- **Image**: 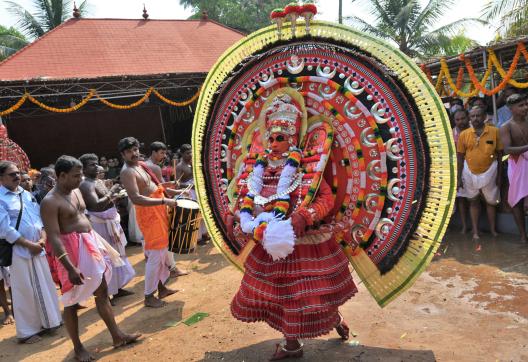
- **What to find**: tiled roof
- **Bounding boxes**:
[0,18,245,81]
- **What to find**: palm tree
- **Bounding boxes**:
[346,0,484,59]
[422,32,479,59]
[483,0,528,37]
[0,25,28,60]
[6,0,88,39]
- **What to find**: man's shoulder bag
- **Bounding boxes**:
[0,193,24,267]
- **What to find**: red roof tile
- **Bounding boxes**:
[0,18,245,81]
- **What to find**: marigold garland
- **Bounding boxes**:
[425,41,528,97]
[0,85,202,116]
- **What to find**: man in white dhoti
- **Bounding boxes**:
[0,161,61,343]
[79,154,135,303]
[0,266,14,325]
[41,155,140,362]
[457,107,503,244]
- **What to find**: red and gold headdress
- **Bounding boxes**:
[259,88,307,146]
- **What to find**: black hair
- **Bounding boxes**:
[469,106,486,115]
[55,155,82,177]
[150,141,167,153]
[39,167,56,178]
[79,153,99,168]
[118,137,140,153]
[451,98,464,107]
[0,161,17,176]
[453,108,468,118]
[179,144,192,153]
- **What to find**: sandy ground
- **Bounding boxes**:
[1,230,528,362]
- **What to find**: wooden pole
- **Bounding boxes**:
[339,0,343,24]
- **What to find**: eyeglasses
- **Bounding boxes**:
[268,135,286,143]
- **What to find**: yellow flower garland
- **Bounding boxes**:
[0,86,202,116]
[426,41,528,97]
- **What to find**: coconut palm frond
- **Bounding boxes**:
[5,1,46,38]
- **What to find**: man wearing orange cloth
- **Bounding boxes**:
[500,93,528,243]
[119,137,180,308]
[41,155,140,362]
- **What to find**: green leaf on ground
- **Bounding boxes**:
[183,312,209,326]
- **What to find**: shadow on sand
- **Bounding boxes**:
[201,338,436,362]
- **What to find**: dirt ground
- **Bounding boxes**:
[1,230,527,362]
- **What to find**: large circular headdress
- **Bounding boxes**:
[0,122,30,171]
[193,17,455,307]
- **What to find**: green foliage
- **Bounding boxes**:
[179,0,318,33]
[6,0,88,39]
[0,25,28,60]
[422,32,479,58]
[346,0,484,59]
[483,0,528,37]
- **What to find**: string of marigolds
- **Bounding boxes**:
[0,86,202,116]
[422,42,528,97]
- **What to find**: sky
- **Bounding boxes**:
[0,0,497,45]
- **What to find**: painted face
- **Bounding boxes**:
[454,111,469,130]
[121,146,140,165]
[469,107,486,129]
[268,132,290,155]
[0,164,21,191]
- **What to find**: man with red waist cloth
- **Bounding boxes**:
[41,155,140,362]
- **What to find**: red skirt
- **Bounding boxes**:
[231,237,357,339]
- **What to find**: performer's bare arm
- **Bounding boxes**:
[79,181,118,212]
[41,196,84,284]
[500,123,528,155]
[120,168,177,207]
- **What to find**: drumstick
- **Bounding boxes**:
[175,184,193,200]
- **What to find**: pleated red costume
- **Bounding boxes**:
[231,169,357,339]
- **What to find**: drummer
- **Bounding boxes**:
[145,141,189,278]
[119,137,185,308]
[175,144,210,245]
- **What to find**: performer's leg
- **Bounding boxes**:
[270,338,303,361]
[0,279,13,325]
[335,311,350,340]
[144,250,167,308]
[93,277,141,348]
[511,198,528,243]
[63,305,93,361]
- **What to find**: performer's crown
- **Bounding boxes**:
[264,94,301,136]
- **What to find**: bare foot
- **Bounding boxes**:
[19,334,41,344]
[2,314,14,325]
[144,295,167,308]
[491,230,499,237]
[169,268,189,278]
[158,287,178,299]
[114,289,134,298]
[74,345,95,362]
[460,227,468,234]
[113,332,142,349]
[109,297,116,306]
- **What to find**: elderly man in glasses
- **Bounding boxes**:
[0,161,61,343]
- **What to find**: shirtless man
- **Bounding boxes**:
[119,137,180,308]
[79,154,135,303]
[146,142,189,277]
[41,155,140,362]
[500,93,528,243]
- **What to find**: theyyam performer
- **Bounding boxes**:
[191,3,456,360]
